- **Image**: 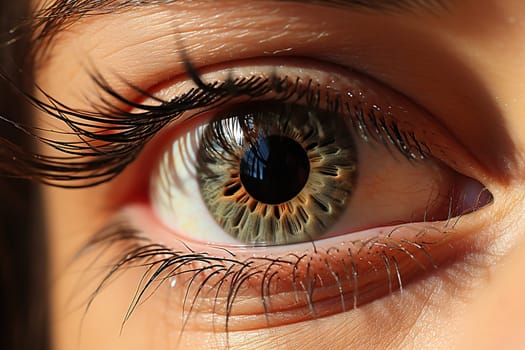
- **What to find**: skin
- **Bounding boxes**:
[34,0,525,348]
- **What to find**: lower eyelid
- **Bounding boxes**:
[100,203,480,330]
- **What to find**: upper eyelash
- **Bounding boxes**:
[0,56,431,188]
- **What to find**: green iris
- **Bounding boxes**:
[197,102,358,245]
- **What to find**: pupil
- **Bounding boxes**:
[240,135,310,205]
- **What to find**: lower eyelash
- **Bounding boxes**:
[77,217,461,335]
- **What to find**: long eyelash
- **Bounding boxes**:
[3,54,430,188]
[2,63,291,187]
[77,220,451,337]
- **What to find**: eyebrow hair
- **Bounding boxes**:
[30,0,446,54]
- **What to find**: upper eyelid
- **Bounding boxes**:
[136,58,485,167]
[23,53,492,195]
[34,3,514,184]
[89,56,494,217]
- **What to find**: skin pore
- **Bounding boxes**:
[31,0,525,349]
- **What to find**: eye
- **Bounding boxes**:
[95,58,494,330]
[148,60,491,247]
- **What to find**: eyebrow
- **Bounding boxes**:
[32,0,447,52]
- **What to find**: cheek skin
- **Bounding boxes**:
[459,241,525,349]
[457,191,525,349]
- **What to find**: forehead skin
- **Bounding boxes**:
[33,0,525,349]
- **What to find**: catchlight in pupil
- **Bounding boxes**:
[240,135,310,205]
